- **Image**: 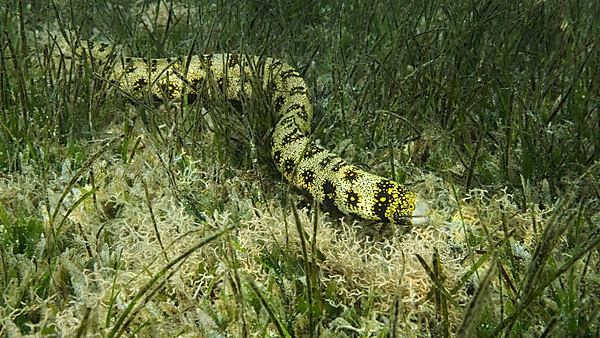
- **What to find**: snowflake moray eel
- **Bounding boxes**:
[67,40,428,226]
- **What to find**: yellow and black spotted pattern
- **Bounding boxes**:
[75,41,418,225]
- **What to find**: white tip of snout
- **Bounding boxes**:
[410,200,430,225]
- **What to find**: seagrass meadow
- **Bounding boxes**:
[1,0,599,336]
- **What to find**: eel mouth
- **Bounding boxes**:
[410,200,430,225]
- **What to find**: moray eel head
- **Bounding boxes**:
[390,191,430,226]
[409,199,430,225]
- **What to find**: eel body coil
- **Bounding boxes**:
[74,41,428,225]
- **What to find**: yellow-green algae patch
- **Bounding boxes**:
[1,123,572,336]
